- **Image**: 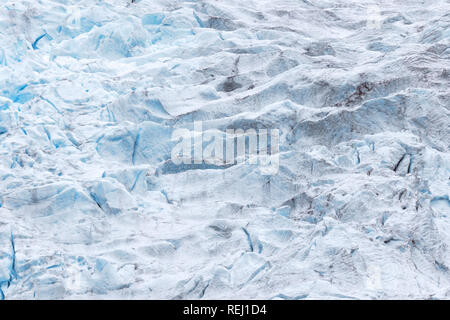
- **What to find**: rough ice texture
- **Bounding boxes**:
[0,0,449,299]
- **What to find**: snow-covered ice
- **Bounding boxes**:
[0,0,449,299]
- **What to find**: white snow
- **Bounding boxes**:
[0,0,449,299]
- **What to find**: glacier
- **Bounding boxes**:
[0,0,449,299]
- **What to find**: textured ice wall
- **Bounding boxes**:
[0,0,449,299]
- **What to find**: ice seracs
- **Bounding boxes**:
[0,0,449,299]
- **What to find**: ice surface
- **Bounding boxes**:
[0,0,449,299]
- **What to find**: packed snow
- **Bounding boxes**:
[0,0,449,299]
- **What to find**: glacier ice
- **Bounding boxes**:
[0,0,449,299]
